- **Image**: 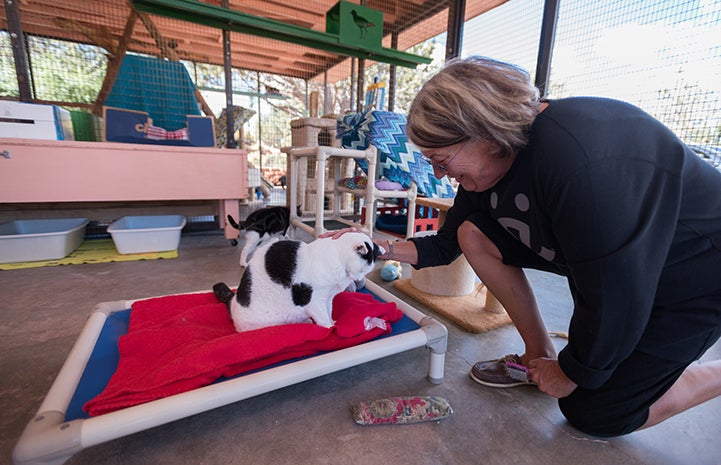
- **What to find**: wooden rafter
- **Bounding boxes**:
[92,8,138,116]
[54,18,118,53]
[1,0,507,82]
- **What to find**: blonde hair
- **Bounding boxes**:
[406,56,540,158]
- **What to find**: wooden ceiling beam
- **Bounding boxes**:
[4,0,507,81]
[93,9,137,115]
[131,0,431,69]
[233,0,323,29]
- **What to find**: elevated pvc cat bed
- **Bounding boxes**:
[12,281,447,465]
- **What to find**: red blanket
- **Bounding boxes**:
[84,291,402,416]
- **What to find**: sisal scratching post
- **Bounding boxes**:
[394,255,511,333]
[409,231,477,297]
[393,280,511,333]
[410,255,476,296]
[484,291,505,314]
[393,230,512,333]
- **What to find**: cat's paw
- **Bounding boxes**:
[306,307,334,328]
[344,277,366,292]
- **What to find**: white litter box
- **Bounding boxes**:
[0,218,89,263]
[107,215,186,254]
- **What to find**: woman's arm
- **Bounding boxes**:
[320,227,419,265]
[379,239,419,265]
[321,189,483,268]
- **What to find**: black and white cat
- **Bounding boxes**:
[213,232,384,331]
[228,206,295,267]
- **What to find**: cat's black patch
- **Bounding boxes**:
[265,240,300,287]
[235,268,252,307]
[360,241,379,264]
[291,283,313,306]
[212,282,234,308]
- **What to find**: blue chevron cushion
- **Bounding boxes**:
[337,111,455,198]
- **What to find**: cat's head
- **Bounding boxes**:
[335,232,385,279]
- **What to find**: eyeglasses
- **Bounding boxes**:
[421,142,466,174]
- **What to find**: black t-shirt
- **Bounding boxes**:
[411,97,721,388]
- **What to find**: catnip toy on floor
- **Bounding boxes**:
[380,260,402,281]
[351,396,453,425]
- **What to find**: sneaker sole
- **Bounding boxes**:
[469,370,534,388]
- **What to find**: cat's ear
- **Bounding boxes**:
[354,243,370,255]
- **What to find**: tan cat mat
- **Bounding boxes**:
[0,239,177,270]
[393,279,512,333]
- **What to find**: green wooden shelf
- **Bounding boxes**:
[131,0,432,69]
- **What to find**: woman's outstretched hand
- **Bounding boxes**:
[319,227,393,260]
[319,227,360,240]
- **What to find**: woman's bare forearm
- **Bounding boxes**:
[380,239,419,265]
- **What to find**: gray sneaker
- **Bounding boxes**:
[469,354,535,388]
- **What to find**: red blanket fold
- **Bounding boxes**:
[84,291,402,416]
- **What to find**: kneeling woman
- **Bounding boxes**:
[327,56,721,437]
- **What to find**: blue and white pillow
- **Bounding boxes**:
[337,111,455,198]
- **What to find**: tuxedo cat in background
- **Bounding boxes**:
[227,205,300,267]
[213,232,384,331]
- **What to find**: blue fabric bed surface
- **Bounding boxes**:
[66,289,420,421]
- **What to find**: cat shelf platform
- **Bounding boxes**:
[12,281,447,465]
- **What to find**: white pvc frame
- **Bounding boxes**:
[288,145,418,239]
[13,281,447,465]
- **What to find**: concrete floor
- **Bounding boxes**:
[2,229,721,465]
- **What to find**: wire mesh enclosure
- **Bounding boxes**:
[2,0,719,173]
[463,0,721,167]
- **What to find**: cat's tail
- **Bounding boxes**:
[226,215,244,230]
[213,282,234,308]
